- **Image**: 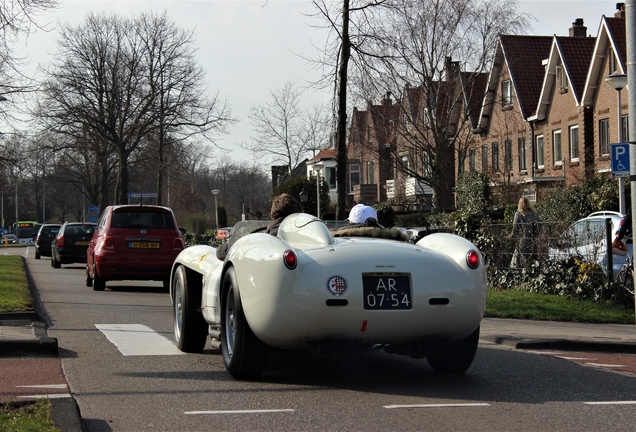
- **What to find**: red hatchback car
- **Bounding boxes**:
[86,205,185,291]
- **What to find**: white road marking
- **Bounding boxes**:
[586,363,627,368]
[584,401,636,405]
[384,403,491,409]
[184,409,295,415]
[18,394,72,400]
[17,384,68,389]
[95,324,185,356]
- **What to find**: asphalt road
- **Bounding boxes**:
[14,247,636,431]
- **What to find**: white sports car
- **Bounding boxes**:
[170,213,487,379]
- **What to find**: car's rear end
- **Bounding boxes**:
[94,206,184,282]
[56,223,96,264]
[35,224,61,258]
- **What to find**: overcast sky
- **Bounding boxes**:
[19,0,617,163]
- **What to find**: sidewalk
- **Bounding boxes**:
[1,314,636,432]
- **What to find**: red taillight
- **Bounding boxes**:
[57,237,64,247]
[103,236,114,250]
[173,237,185,251]
[466,250,480,269]
[36,235,40,244]
[283,250,297,269]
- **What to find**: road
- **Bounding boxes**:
[12,246,636,431]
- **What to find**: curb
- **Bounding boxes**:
[482,335,636,354]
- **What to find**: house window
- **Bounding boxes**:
[423,108,431,127]
[368,125,372,145]
[536,135,544,169]
[621,114,629,142]
[422,151,433,177]
[569,125,579,162]
[349,163,360,194]
[458,149,465,174]
[400,154,410,172]
[481,145,489,172]
[367,161,375,185]
[492,142,499,171]
[556,66,568,91]
[518,138,527,171]
[599,118,610,155]
[505,140,512,171]
[610,48,618,74]
[469,148,476,172]
[502,80,512,107]
[553,130,562,165]
[328,167,336,188]
[403,113,410,132]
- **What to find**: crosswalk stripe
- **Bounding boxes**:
[95,324,185,356]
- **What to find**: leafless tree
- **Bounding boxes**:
[137,11,235,205]
[245,81,329,177]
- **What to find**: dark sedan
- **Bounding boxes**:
[51,222,96,268]
[35,224,61,259]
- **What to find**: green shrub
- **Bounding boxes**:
[373,203,396,227]
[395,212,430,227]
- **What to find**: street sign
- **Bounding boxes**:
[611,142,630,178]
[127,192,158,199]
[88,205,99,223]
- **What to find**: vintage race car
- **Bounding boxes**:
[169,213,487,380]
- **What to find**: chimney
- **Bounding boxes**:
[615,3,625,18]
[382,91,392,106]
[569,18,587,37]
[445,56,460,81]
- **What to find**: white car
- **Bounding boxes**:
[548,211,632,279]
[169,213,487,379]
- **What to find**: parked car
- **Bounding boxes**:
[548,211,632,278]
[86,205,185,291]
[34,224,61,259]
[51,222,97,268]
[169,214,487,380]
[2,234,16,244]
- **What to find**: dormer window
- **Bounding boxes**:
[610,48,618,74]
[502,80,512,107]
[556,66,568,91]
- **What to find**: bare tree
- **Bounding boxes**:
[245,81,329,176]
[137,11,235,205]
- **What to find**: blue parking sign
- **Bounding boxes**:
[611,142,630,177]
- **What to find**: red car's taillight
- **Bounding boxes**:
[466,250,480,269]
[35,235,40,244]
[173,237,185,251]
[103,236,114,250]
[283,250,297,269]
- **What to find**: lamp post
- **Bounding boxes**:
[605,71,628,214]
[1,184,13,230]
[212,189,220,229]
[312,162,324,219]
[299,189,308,210]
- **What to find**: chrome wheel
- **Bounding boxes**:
[173,277,184,342]
[224,287,236,358]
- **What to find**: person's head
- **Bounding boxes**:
[270,193,303,220]
[215,228,228,239]
[347,204,378,225]
[517,196,535,215]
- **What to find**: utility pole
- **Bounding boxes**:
[626,0,636,323]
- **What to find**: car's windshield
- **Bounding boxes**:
[231,221,270,241]
[112,211,175,229]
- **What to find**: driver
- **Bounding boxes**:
[333,204,409,242]
[215,193,303,260]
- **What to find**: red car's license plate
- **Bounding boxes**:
[128,241,160,249]
[362,273,412,310]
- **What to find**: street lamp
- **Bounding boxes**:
[605,71,628,214]
[299,189,308,208]
[311,162,324,219]
[1,184,13,230]
[212,189,220,229]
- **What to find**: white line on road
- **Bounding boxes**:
[554,356,597,361]
[586,363,627,368]
[584,401,636,405]
[95,324,185,356]
[184,409,296,415]
[384,403,491,409]
[17,384,68,389]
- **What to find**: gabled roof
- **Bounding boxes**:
[479,35,553,129]
[308,147,337,163]
[581,15,626,107]
[460,71,489,129]
[533,35,596,120]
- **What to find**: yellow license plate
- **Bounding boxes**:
[75,241,90,246]
[129,242,160,249]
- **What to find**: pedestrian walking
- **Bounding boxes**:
[508,196,540,268]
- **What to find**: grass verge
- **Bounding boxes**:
[0,399,59,431]
[486,287,635,324]
[0,256,32,313]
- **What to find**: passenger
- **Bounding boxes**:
[332,204,409,242]
[215,193,303,260]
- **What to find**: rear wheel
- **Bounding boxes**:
[221,267,269,379]
[52,256,61,269]
[85,268,93,287]
[92,265,106,291]
[35,250,40,260]
[173,265,207,352]
[426,326,480,374]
